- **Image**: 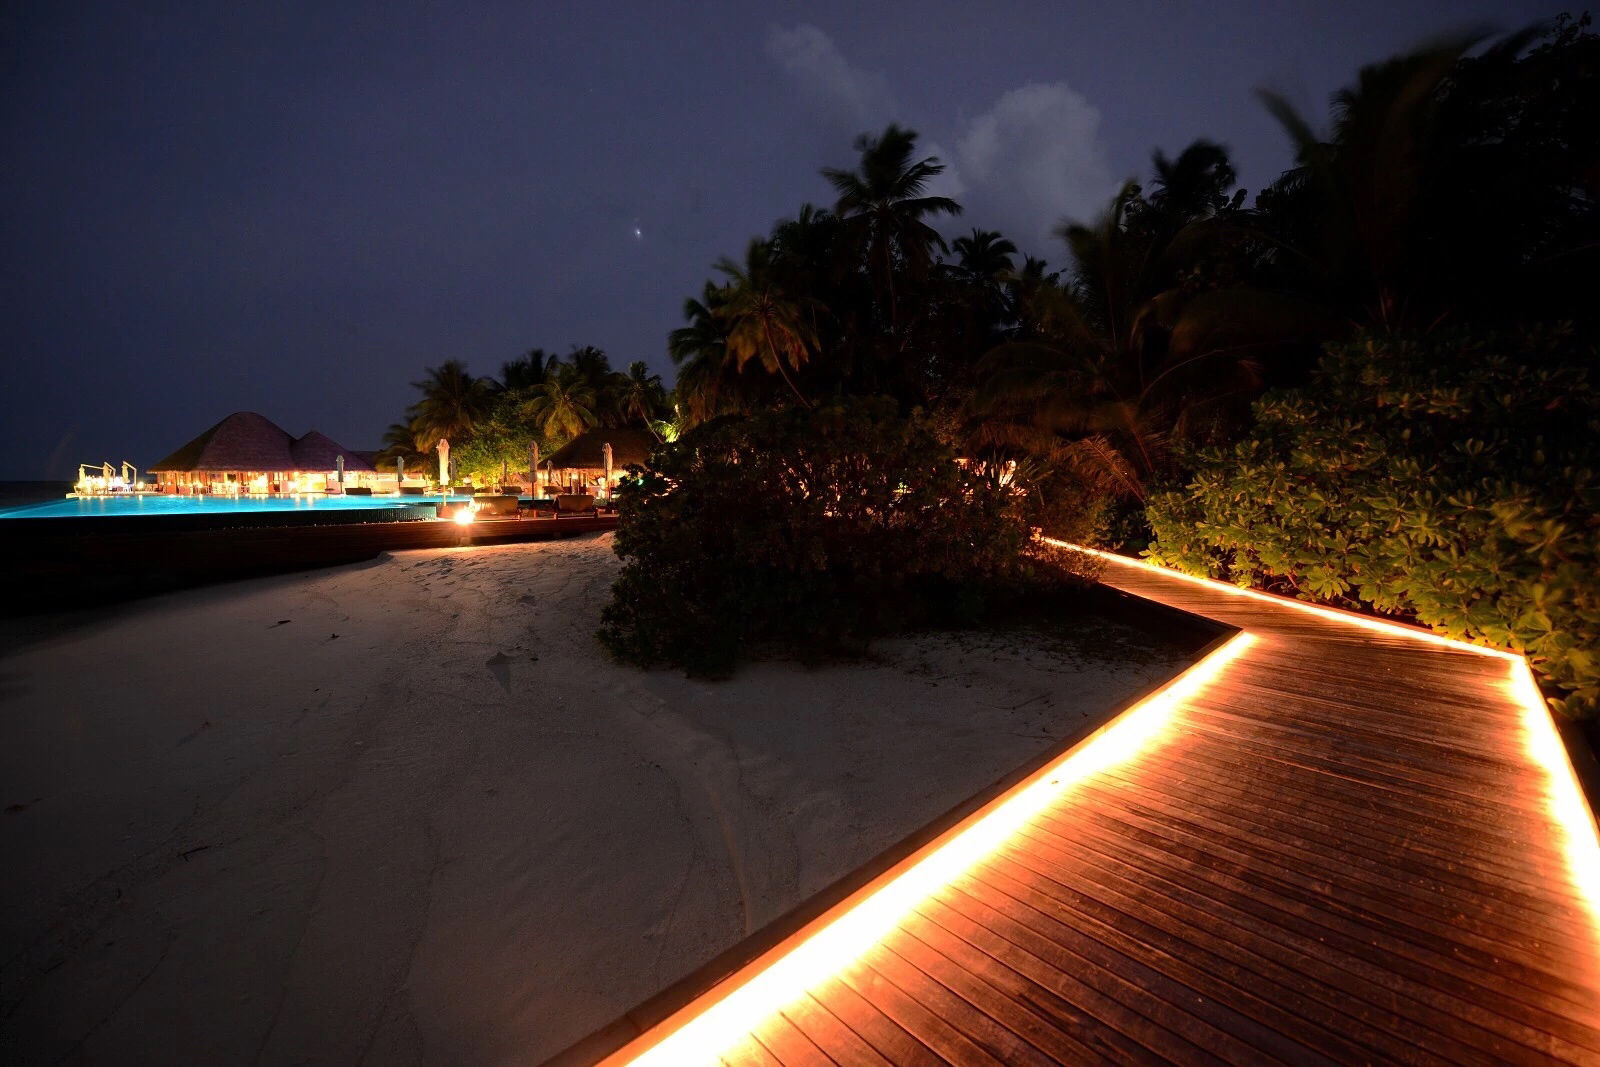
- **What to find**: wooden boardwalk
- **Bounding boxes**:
[588,548,1600,1065]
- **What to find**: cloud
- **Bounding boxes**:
[765,28,1113,258]
[951,83,1115,254]
[766,24,894,126]
[919,139,967,202]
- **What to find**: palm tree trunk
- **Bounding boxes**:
[762,318,813,408]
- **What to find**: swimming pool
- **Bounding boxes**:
[0,494,473,520]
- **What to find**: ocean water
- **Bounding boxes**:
[0,481,73,512]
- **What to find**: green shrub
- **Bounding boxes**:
[598,398,1080,676]
[1146,329,1599,718]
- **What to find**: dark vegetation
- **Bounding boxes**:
[597,399,1093,677]
[383,346,670,486]
[398,16,1594,714]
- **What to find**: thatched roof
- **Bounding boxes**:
[543,427,656,471]
[150,412,295,473]
[149,412,373,473]
[291,430,375,472]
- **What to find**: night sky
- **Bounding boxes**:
[1,1,1551,479]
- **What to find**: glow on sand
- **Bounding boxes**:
[614,631,1258,1066]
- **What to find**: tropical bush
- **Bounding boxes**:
[598,398,1086,676]
[1145,330,1599,718]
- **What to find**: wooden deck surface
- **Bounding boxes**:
[600,549,1600,1065]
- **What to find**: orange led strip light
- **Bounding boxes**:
[604,631,1259,1065]
[605,545,1600,1064]
[1049,540,1600,959]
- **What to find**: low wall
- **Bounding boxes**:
[0,513,618,616]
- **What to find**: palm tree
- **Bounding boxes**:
[408,360,497,448]
[967,338,1257,502]
[713,239,820,407]
[950,228,1020,328]
[951,229,1018,285]
[1252,32,1508,329]
[822,124,962,331]
[565,344,613,387]
[528,365,598,441]
[618,360,666,432]
[667,282,741,426]
[968,142,1320,501]
[377,420,428,467]
[501,348,553,391]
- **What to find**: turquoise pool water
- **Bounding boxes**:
[0,494,471,519]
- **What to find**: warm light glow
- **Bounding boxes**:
[453,507,476,526]
[1509,659,1600,959]
[1044,539,1520,660]
[1048,538,1600,957]
[617,632,1258,1066]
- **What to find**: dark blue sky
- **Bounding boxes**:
[1,0,1550,478]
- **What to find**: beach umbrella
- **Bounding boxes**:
[397,456,405,485]
[436,438,450,488]
[603,442,613,503]
[530,443,539,493]
[336,454,344,486]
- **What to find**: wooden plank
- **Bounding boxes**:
[911,894,1227,1065]
[564,552,1600,1067]
[876,927,1114,1065]
[1031,782,1599,1008]
[1171,710,1556,819]
[1065,769,1600,966]
[1179,688,1545,794]
[932,885,1257,1063]
[857,943,1061,1065]
[746,1011,833,1066]
[1015,811,1600,1059]
[804,977,943,1067]
[1144,733,1572,867]
[832,959,1007,1066]
[896,905,1169,1063]
[777,993,892,1067]
[1149,744,1574,886]
[966,844,1465,1067]
[1083,753,1590,939]
[721,1031,788,1067]
[969,852,1457,1066]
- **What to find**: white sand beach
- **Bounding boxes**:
[0,533,1192,1065]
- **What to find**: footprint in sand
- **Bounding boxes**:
[485,651,513,692]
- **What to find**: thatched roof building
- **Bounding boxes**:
[150,412,296,473]
[539,427,656,498]
[290,430,375,473]
[542,428,656,472]
[149,412,374,488]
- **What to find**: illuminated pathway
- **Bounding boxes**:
[576,547,1600,1065]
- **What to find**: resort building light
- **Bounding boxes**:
[144,412,380,498]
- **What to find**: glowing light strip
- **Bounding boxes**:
[1045,539,1520,660]
[615,632,1258,1065]
[1048,539,1600,964]
[1508,659,1600,958]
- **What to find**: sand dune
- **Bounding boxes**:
[0,533,1190,1064]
